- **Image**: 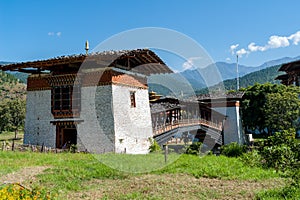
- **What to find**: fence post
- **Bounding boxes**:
[12,140,15,151]
[164,144,168,163]
[2,141,5,151]
[41,143,44,153]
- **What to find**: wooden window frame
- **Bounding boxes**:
[51,85,81,118]
[130,91,136,108]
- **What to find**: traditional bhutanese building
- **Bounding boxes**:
[276,60,300,86]
[1,49,172,154]
[2,48,246,153]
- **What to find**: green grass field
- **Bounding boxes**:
[0,132,294,199]
[0,150,288,199]
[0,131,23,141]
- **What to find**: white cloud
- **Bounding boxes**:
[230,30,300,57]
[267,35,289,49]
[288,31,300,45]
[247,35,289,53]
[230,44,239,55]
[248,42,267,52]
[236,48,248,57]
[48,31,62,37]
[226,57,231,62]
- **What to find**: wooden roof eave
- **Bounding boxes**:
[1,49,173,75]
[279,60,300,72]
[279,63,290,71]
[275,73,289,80]
[1,56,87,71]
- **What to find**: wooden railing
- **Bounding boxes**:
[153,118,223,136]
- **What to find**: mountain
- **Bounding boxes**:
[149,56,299,97]
[1,62,28,83]
[195,64,283,94]
[0,61,11,65]
[179,56,300,90]
[179,62,255,89]
[8,72,28,84]
[205,62,255,80]
[224,65,283,90]
[148,61,270,97]
[148,73,205,97]
[258,56,300,70]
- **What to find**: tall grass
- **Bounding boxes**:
[156,154,279,180]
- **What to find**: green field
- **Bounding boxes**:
[0,150,288,200]
[0,131,23,142]
[0,132,296,199]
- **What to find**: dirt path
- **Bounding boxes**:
[67,174,285,200]
[0,166,49,185]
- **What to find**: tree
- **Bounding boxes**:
[241,83,300,135]
[0,99,26,138]
[0,100,10,132]
[265,92,300,133]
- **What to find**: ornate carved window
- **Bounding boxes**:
[51,85,80,118]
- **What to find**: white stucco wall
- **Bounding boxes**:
[77,85,115,153]
[112,85,152,154]
[212,102,244,145]
[24,90,56,147]
[24,84,152,154]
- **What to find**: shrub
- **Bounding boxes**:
[261,144,296,172]
[255,184,300,200]
[148,138,161,153]
[185,142,202,155]
[240,150,263,167]
[251,129,300,199]
[259,129,299,172]
[221,142,246,157]
[263,129,296,147]
[289,168,300,187]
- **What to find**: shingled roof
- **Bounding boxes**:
[0,49,173,76]
[275,59,300,84]
[278,60,300,72]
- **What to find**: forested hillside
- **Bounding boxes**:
[0,70,26,133]
[223,64,282,90]
[9,72,28,84]
[0,71,26,100]
[196,65,283,94]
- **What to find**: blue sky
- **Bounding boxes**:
[1,0,300,71]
